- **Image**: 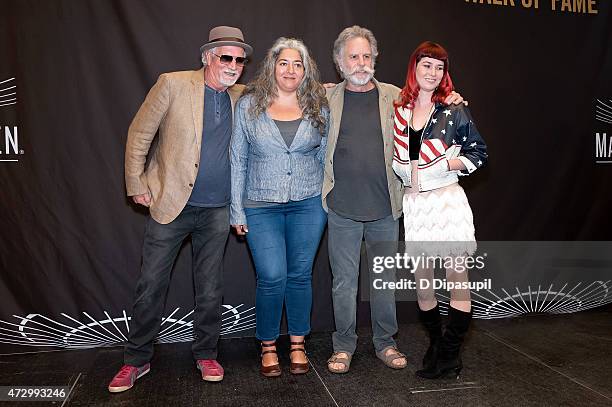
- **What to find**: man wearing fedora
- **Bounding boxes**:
[109,26,252,393]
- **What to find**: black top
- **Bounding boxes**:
[327,88,392,221]
[408,126,423,161]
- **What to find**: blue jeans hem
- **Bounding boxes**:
[287,330,310,337]
[256,333,280,342]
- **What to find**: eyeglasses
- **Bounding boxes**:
[212,52,247,66]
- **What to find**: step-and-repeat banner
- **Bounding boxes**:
[0,0,610,350]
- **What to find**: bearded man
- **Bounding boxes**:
[322,26,463,373]
[108,26,251,393]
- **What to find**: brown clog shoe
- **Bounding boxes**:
[289,341,309,374]
[260,342,281,377]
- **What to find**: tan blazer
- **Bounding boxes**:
[125,68,245,224]
[322,79,404,220]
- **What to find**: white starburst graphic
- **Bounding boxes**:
[436,280,611,319]
[0,304,255,349]
[0,77,17,107]
[596,99,612,124]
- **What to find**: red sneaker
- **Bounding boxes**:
[108,363,150,393]
[196,359,224,382]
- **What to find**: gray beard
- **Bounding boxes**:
[345,71,374,87]
[341,64,375,87]
[219,70,240,87]
[219,77,238,87]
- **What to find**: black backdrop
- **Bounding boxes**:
[0,0,610,347]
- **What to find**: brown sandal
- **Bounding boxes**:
[327,351,352,374]
[376,346,407,369]
[289,341,309,374]
[260,342,281,377]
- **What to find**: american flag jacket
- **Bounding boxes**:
[392,102,488,192]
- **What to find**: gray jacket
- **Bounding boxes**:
[230,94,329,225]
[322,79,404,220]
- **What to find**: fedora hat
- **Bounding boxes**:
[200,25,253,56]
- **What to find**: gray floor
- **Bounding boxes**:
[0,308,610,406]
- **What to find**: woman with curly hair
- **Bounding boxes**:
[230,37,328,377]
[392,41,488,379]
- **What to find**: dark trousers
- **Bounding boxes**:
[124,205,229,366]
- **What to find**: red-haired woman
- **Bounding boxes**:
[392,41,487,379]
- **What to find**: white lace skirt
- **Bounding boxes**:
[403,182,477,257]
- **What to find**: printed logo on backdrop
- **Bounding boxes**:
[0,304,255,349]
[595,99,611,164]
[0,77,22,163]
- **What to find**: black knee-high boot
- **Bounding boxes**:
[416,306,471,379]
[418,304,442,369]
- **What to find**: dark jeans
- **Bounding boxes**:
[124,205,229,366]
[327,208,399,354]
[244,196,327,341]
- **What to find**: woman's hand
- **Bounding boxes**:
[447,158,467,171]
[232,225,249,235]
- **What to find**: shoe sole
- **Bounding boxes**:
[290,360,309,375]
[203,375,224,382]
[108,367,150,393]
[261,371,282,377]
[197,364,224,382]
[415,367,462,380]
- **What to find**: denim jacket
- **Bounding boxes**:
[230,95,329,225]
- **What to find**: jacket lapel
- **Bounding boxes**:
[326,81,346,158]
[227,84,243,115]
[374,79,393,167]
[190,68,205,150]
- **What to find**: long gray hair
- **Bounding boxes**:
[242,37,328,133]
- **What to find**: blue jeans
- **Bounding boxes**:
[245,195,327,341]
[327,209,399,354]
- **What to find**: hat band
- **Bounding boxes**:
[209,36,245,44]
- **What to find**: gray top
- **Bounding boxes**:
[326,88,392,221]
[275,118,302,148]
[187,85,232,207]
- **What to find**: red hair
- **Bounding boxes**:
[395,41,454,109]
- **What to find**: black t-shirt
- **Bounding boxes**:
[408,126,423,161]
[327,88,392,221]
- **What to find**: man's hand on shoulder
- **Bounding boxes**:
[132,193,151,207]
[444,91,468,106]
